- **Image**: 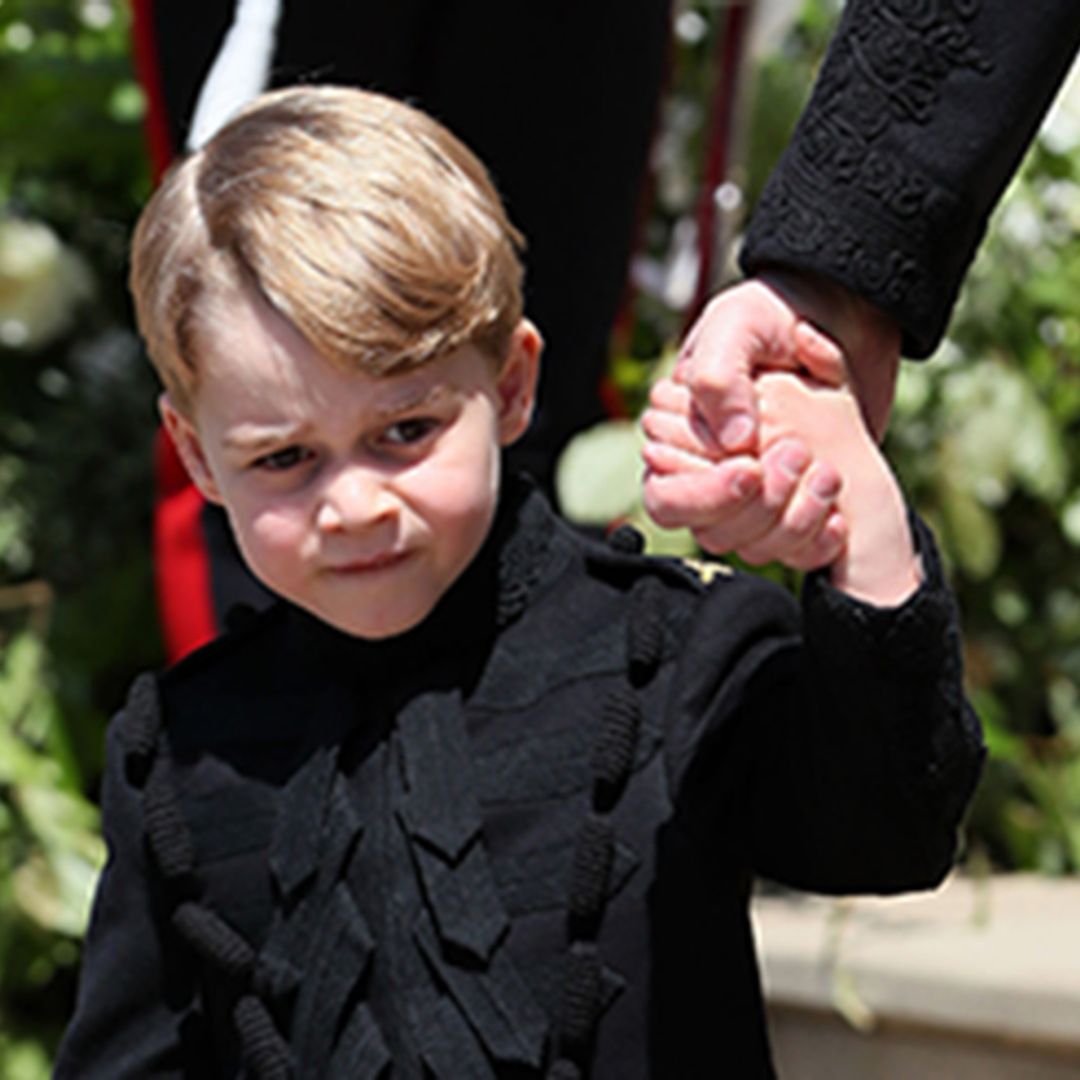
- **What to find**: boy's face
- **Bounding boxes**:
[163,288,541,639]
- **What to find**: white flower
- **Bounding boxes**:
[0,218,94,350]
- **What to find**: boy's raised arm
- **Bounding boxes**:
[646,331,981,894]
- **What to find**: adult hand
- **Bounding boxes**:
[678,269,901,449]
[642,269,901,560]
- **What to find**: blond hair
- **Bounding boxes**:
[130,85,525,413]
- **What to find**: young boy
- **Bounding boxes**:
[57,86,983,1079]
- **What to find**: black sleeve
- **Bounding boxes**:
[668,517,985,895]
[54,691,204,1078]
[740,0,1080,358]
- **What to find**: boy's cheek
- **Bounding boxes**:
[232,506,309,569]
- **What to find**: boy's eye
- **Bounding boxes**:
[254,445,313,472]
[381,417,438,447]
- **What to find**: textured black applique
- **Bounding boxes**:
[127,483,662,1077]
[290,883,376,1066]
[399,689,548,1071]
[233,995,291,1080]
[172,901,255,980]
[494,477,556,628]
[260,761,383,1077]
[409,992,494,1079]
[411,838,510,962]
[414,911,549,1068]
[129,682,298,1078]
[398,701,483,862]
[267,743,339,901]
[743,0,994,356]
[327,1003,391,1078]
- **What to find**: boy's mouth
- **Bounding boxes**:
[324,550,412,575]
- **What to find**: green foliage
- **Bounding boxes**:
[0,0,150,226]
[0,612,105,1077]
[886,138,1080,874]
[0,1,159,1070]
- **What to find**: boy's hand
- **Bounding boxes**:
[754,370,921,605]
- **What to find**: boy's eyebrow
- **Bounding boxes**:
[222,422,311,453]
[219,385,454,452]
[372,383,450,419]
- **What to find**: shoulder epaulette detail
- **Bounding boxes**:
[678,556,733,584]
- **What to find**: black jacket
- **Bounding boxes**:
[742,0,1080,359]
[57,482,983,1078]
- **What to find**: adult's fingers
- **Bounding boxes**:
[675,281,801,453]
[792,320,846,387]
[642,455,762,533]
[645,438,814,555]
[641,379,721,463]
[759,268,901,441]
[640,439,713,478]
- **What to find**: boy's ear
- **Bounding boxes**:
[496,319,543,447]
[159,394,224,504]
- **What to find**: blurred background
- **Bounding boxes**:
[2,0,1080,1074]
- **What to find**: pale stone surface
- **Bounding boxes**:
[767,1007,1080,1080]
[753,874,1080,1078]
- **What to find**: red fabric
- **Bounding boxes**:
[130,0,175,183]
[132,1,217,660]
[153,429,217,663]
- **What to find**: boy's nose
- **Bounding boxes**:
[315,465,395,534]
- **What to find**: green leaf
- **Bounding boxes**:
[555,420,646,526]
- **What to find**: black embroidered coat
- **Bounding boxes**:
[57,482,984,1078]
[742,0,1080,360]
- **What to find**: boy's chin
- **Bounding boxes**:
[293,581,453,640]
[310,603,435,641]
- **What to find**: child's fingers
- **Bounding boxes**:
[736,460,844,569]
[794,510,848,572]
[651,439,820,555]
[759,437,811,512]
